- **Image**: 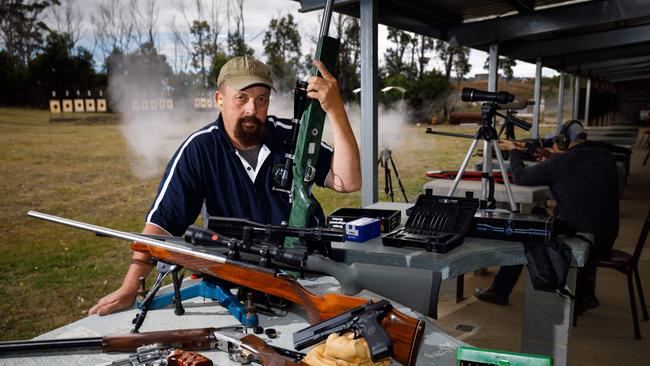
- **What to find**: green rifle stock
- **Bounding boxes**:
[285,0,339,248]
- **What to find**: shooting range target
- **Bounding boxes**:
[132,100,141,111]
[141,99,149,111]
[74,99,85,112]
[206,98,214,108]
[49,100,61,113]
[158,99,166,110]
[149,99,158,111]
[97,99,107,112]
[62,99,73,112]
[199,98,207,108]
[194,98,201,108]
[166,99,173,110]
[85,99,96,112]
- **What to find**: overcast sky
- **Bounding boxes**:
[59,0,556,78]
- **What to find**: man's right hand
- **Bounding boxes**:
[88,285,137,315]
[88,223,165,316]
[498,139,517,151]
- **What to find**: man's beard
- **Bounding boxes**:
[234,115,265,146]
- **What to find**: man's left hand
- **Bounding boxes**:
[306,60,345,115]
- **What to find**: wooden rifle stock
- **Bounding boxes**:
[131,243,425,366]
[240,334,306,366]
[102,328,215,353]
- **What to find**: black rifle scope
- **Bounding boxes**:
[461,88,515,104]
[208,216,345,243]
[184,226,307,267]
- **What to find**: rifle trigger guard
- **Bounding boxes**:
[304,164,316,183]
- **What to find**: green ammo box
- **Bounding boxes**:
[457,346,552,366]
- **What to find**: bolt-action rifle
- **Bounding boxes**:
[27,211,425,366]
[191,216,442,318]
[285,0,339,248]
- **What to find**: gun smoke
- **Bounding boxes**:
[111,67,410,179]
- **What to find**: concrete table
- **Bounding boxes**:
[332,202,589,366]
[0,276,464,366]
[423,179,552,211]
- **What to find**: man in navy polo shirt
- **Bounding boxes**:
[89,56,361,315]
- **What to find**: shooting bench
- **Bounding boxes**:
[331,202,589,366]
[4,276,464,366]
[423,178,552,213]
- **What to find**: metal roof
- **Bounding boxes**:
[298,0,650,83]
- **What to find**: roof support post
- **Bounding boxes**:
[584,78,592,126]
[532,58,542,139]
[556,72,566,128]
[572,75,581,121]
[488,44,499,92]
[360,0,378,206]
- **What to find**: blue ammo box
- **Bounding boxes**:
[345,218,381,242]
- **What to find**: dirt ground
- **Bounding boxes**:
[435,131,650,364]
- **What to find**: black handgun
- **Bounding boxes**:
[292,300,393,361]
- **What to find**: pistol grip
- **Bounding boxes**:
[358,315,392,361]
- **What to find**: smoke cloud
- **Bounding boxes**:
[109,66,219,179]
[111,68,412,180]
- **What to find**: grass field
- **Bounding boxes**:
[0,107,553,340]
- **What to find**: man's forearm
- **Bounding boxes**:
[328,108,361,192]
[122,251,155,291]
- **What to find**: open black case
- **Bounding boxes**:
[382,192,479,252]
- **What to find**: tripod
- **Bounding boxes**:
[447,103,518,211]
[379,147,408,202]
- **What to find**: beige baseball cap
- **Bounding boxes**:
[217,56,275,92]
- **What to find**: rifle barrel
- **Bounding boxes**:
[318,0,335,40]
[0,337,103,356]
[27,211,227,265]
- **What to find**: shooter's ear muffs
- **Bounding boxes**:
[553,120,583,150]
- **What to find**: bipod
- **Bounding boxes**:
[378,148,408,202]
[136,273,259,330]
[447,103,518,211]
[131,261,184,333]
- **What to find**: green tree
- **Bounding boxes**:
[407,70,448,122]
[416,35,434,79]
[190,20,215,87]
[27,31,96,106]
[0,0,59,66]
[263,14,302,93]
[435,40,470,121]
[106,40,173,107]
[227,31,253,57]
[0,50,28,105]
[335,14,360,101]
[209,51,229,88]
[484,55,517,82]
[383,27,416,78]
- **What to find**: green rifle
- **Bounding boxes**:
[285,0,338,248]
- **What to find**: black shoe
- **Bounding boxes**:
[474,288,509,305]
[575,297,600,315]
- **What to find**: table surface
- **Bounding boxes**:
[422,179,553,206]
[332,202,588,279]
[0,277,463,366]
[3,203,590,366]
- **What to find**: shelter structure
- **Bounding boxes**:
[298,0,650,206]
